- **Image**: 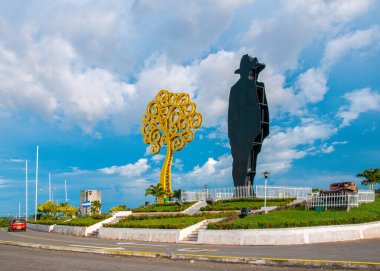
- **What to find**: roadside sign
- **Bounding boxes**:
[81,200,91,208]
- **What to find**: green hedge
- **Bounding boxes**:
[107,216,205,229]
[200,198,295,211]
[208,196,380,229]
[106,212,236,229]
[27,219,56,225]
[131,202,196,212]
[0,217,10,227]
[57,216,109,227]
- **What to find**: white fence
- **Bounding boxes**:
[305,190,375,211]
[255,185,311,199]
[357,190,376,203]
[181,185,312,202]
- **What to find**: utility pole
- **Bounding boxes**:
[34,145,39,221]
[65,179,68,203]
[48,173,51,201]
[25,160,28,220]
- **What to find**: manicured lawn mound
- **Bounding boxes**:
[28,215,110,226]
[106,212,236,229]
[208,196,380,229]
[27,216,71,225]
[200,198,295,211]
[57,215,110,227]
[131,202,196,212]
[108,216,205,229]
[27,219,56,225]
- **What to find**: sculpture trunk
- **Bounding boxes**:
[160,145,174,200]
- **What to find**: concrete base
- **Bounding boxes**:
[27,223,54,232]
[52,225,86,237]
[99,227,180,242]
[198,221,380,245]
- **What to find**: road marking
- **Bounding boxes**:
[177,248,218,252]
[117,242,167,247]
[0,239,165,257]
[1,239,380,267]
[2,230,159,249]
[69,245,126,250]
[173,253,380,265]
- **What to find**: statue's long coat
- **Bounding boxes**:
[228,55,268,187]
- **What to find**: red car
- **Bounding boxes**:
[8,219,27,232]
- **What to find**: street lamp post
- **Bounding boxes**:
[263,171,270,214]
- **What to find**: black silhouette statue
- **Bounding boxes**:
[228,54,269,187]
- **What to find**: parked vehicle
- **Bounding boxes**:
[8,219,26,232]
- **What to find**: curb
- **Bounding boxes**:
[1,240,380,270]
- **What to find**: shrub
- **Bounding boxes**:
[207,197,380,230]
[91,214,109,220]
[105,212,237,229]
[0,217,11,227]
[131,201,195,212]
[200,198,294,211]
[27,219,56,225]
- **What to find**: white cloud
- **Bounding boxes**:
[258,119,338,173]
[243,0,373,70]
[0,179,8,188]
[295,68,328,104]
[337,88,380,127]
[0,35,136,134]
[173,159,184,171]
[322,26,380,68]
[151,154,165,163]
[173,154,232,188]
[7,159,25,163]
[99,158,150,177]
[60,167,89,176]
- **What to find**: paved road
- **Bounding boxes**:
[0,228,379,269]
[0,244,324,271]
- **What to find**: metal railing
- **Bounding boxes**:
[181,185,312,202]
[305,190,375,211]
[255,185,311,199]
[357,190,376,203]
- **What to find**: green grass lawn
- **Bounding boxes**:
[108,216,205,229]
[208,196,380,229]
[200,198,295,211]
[57,216,110,226]
[28,215,110,226]
[131,202,196,212]
[0,217,10,227]
[107,212,236,229]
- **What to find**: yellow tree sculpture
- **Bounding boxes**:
[141,89,202,199]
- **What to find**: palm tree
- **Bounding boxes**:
[90,200,102,214]
[172,189,182,200]
[145,184,166,204]
[356,168,380,191]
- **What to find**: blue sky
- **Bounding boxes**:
[1,0,379,216]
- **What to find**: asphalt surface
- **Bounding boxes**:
[0,244,328,271]
[0,228,379,269]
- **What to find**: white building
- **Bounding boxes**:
[79,190,102,214]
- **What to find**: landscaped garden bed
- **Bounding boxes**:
[106,212,236,229]
[28,214,110,226]
[131,201,196,212]
[200,198,295,211]
[56,215,110,226]
[207,195,380,229]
